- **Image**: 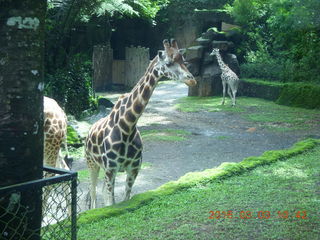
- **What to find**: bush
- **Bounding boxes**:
[240,78,320,109]
[45,54,96,118]
[277,83,320,109]
[240,61,283,81]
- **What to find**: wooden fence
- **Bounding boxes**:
[93,45,150,91]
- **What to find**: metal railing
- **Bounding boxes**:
[0,167,78,240]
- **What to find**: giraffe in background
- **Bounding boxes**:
[85,39,196,208]
[210,48,240,106]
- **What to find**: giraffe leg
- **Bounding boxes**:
[227,84,234,106]
[124,166,140,202]
[88,160,100,209]
[221,81,227,105]
[233,89,238,106]
[103,169,117,206]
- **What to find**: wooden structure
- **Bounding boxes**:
[93,45,150,91]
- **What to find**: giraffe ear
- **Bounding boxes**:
[179,48,186,56]
[158,50,165,60]
[170,39,178,49]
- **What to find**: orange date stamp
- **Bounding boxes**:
[208,210,308,220]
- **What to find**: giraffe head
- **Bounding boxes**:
[156,39,197,87]
[209,48,220,56]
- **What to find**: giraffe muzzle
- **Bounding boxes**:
[184,79,197,87]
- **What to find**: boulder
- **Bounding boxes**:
[212,41,235,51]
[195,37,211,47]
[185,45,204,62]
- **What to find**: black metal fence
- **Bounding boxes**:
[0,167,78,240]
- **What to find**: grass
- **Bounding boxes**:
[175,96,245,113]
[175,96,320,131]
[141,129,191,142]
[78,142,320,240]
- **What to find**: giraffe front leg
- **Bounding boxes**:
[124,166,140,201]
[103,169,116,206]
[221,81,227,105]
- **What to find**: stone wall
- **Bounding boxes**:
[185,28,240,97]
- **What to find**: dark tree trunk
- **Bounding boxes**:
[0,1,46,239]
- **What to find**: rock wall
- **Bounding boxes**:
[185,28,240,97]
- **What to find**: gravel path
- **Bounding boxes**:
[74,81,320,210]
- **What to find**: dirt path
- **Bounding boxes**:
[74,81,320,210]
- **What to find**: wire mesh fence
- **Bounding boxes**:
[0,167,79,240]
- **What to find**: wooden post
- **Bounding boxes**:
[93,45,113,91]
[125,46,150,88]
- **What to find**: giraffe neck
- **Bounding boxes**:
[109,56,163,134]
[215,53,227,72]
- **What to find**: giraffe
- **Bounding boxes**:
[85,39,196,208]
[210,48,239,106]
[43,96,72,214]
[43,96,71,172]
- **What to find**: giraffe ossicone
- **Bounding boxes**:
[210,48,240,106]
[85,39,196,208]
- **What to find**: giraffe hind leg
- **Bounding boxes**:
[227,84,235,106]
[124,165,140,202]
[103,169,117,206]
[221,81,227,105]
[87,158,100,209]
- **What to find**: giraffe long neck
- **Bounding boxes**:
[109,56,162,134]
[215,53,227,72]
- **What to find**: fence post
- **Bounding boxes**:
[71,172,78,240]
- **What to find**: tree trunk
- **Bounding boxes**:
[0,1,46,239]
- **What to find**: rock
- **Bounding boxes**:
[98,97,114,108]
[225,54,240,76]
[202,52,214,65]
[195,37,211,47]
[186,61,201,76]
[212,41,234,51]
[185,46,204,62]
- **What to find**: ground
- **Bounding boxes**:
[70,81,320,211]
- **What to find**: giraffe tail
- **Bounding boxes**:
[61,139,73,170]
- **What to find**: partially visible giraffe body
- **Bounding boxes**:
[86,39,196,208]
[210,48,239,106]
[43,96,70,172]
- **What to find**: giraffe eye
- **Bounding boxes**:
[166,61,174,67]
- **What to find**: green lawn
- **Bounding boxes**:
[175,96,320,131]
[78,145,320,240]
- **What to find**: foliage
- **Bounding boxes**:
[156,0,232,34]
[240,78,320,110]
[277,83,320,109]
[226,0,320,83]
[45,54,96,118]
[67,125,83,147]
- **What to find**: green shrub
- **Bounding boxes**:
[277,83,320,109]
[67,125,83,147]
[240,78,320,109]
[45,54,96,118]
[240,62,283,81]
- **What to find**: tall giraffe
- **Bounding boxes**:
[86,39,196,208]
[210,48,239,106]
